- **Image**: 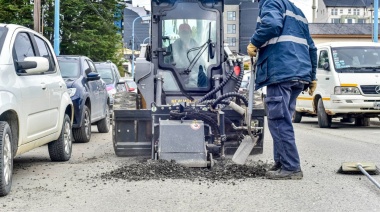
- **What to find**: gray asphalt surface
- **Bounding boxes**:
[0,117,379,211]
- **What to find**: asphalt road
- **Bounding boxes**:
[0,117,379,211]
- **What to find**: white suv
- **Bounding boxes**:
[0,24,74,196]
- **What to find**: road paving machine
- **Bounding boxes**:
[112,0,265,167]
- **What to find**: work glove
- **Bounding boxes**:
[308,80,317,96]
[247,43,258,58]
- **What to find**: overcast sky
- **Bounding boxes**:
[134,0,313,22]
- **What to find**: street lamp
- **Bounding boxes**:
[143,36,150,44]
[132,15,150,79]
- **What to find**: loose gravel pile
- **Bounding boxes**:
[101,159,270,182]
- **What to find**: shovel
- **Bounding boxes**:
[232,55,258,165]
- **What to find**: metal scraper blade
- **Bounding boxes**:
[232,135,258,165]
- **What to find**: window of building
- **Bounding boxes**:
[358,18,366,23]
[331,8,338,15]
[346,18,353,23]
[227,37,236,47]
[227,24,236,34]
[348,9,351,14]
[331,18,340,23]
[353,9,360,15]
[340,9,343,14]
[227,11,236,21]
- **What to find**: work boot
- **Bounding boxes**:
[266,169,303,180]
[268,162,282,171]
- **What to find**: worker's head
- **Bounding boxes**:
[178,23,192,42]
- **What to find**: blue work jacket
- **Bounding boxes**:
[251,0,317,89]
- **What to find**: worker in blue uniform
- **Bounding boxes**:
[247,0,318,180]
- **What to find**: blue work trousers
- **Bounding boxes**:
[265,81,304,171]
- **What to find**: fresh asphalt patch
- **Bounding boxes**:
[100,159,271,183]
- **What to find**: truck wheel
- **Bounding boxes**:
[317,99,332,128]
[0,122,13,196]
[354,118,370,126]
[49,114,72,161]
[292,111,302,123]
[73,105,91,143]
[97,105,110,133]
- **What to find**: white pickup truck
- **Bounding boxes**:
[294,42,380,128]
[0,24,74,196]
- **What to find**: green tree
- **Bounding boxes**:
[0,0,124,71]
[0,0,33,27]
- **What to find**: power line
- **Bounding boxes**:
[85,0,114,31]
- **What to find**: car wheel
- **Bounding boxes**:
[0,122,13,196]
[73,105,91,143]
[354,117,370,126]
[292,111,302,123]
[317,98,332,128]
[48,114,72,161]
[97,105,110,133]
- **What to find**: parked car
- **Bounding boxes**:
[0,24,74,196]
[295,42,380,127]
[57,55,110,143]
[124,78,138,93]
[94,61,126,105]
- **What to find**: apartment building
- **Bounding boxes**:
[224,0,259,53]
[315,0,377,24]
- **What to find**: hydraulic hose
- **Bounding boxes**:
[211,92,249,109]
[198,61,235,103]
[170,110,220,136]
[234,62,244,92]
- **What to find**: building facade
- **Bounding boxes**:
[224,0,259,53]
[224,4,240,52]
[315,0,377,24]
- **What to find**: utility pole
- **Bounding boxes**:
[312,0,316,23]
[33,0,41,33]
[375,0,379,42]
[54,0,60,55]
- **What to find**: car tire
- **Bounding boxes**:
[292,111,302,123]
[0,122,13,197]
[48,114,72,161]
[354,117,370,126]
[73,105,91,143]
[97,105,110,133]
[317,98,332,128]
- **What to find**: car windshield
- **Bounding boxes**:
[97,68,115,84]
[332,46,380,73]
[0,27,8,56]
[58,59,80,78]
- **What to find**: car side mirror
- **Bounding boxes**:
[17,57,49,74]
[323,62,330,71]
[87,72,101,81]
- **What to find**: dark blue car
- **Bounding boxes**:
[58,55,110,143]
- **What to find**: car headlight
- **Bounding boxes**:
[67,88,77,97]
[334,86,361,95]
